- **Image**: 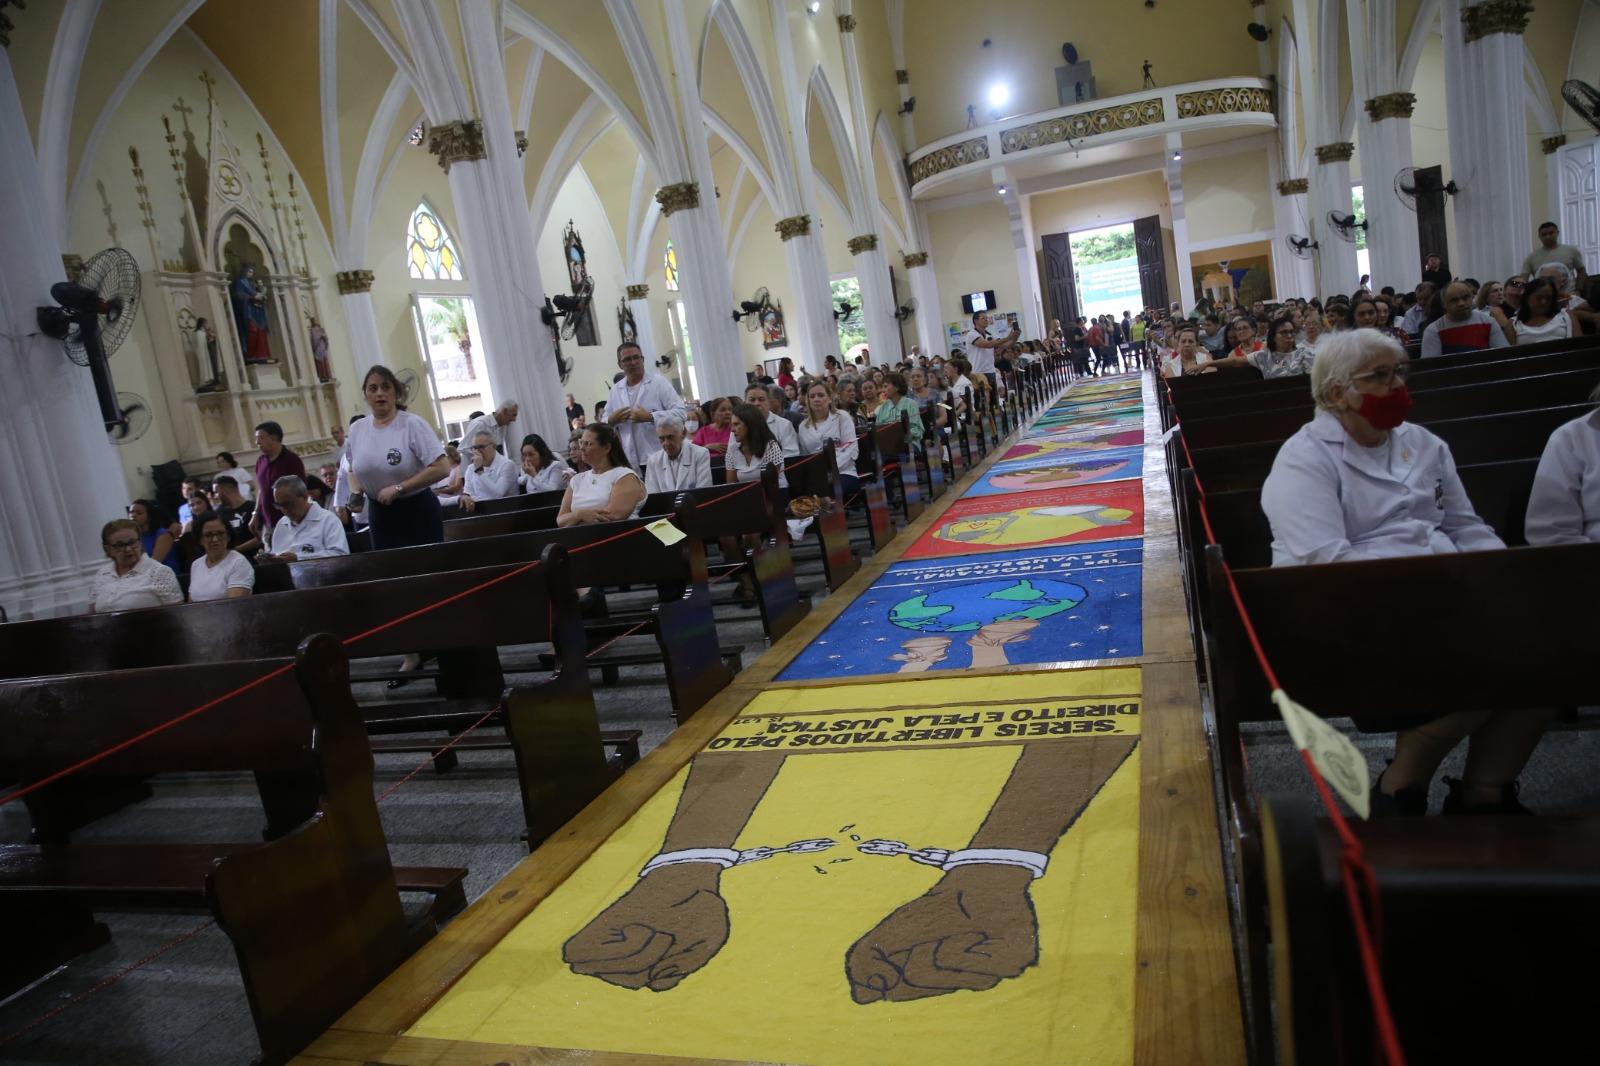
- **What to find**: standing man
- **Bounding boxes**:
[328,422,347,464]
[1420,253,1452,289]
[958,311,1018,393]
[1521,222,1587,293]
[606,341,686,468]
[459,430,521,512]
[564,393,584,426]
[643,412,713,493]
[456,399,519,482]
[249,421,305,537]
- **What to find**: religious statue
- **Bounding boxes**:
[230,262,272,363]
[563,220,601,346]
[308,318,331,382]
[191,317,225,393]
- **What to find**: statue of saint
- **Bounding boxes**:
[308,318,331,382]
[230,263,272,363]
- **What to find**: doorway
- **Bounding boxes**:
[1068,222,1143,321]
[411,293,490,441]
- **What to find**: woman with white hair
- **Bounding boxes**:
[1524,378,1600,544]
[1262,328,1548,816]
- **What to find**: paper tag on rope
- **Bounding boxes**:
[937,402,952,411]
[645,518,686,546]
[1161,423,1180,444]
[1272,689,1371,820]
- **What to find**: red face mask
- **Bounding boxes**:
[1353,384,1412,430]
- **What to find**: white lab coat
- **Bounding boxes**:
[644,440,714,494]
[1261,409,1504,566]
[1525,409,1600,545]
[606,373,686,467]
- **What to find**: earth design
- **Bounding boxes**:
[887,577,1087,634]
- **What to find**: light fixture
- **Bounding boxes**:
[1171,149,1182,161]
[996,184,1007,195]
[986,82,1010,109]
[806,1,821,13]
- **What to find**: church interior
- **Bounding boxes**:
[1,1,1598,1064]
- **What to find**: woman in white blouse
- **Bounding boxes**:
[795,380,859,494]
[1513,277,1574,344]
[187,512,255,602]
[518,432,574,494]
[726,402,788,492]
[557,423,645,526]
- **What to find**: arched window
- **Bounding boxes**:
[663,239,679,292]
[407,201,464,281]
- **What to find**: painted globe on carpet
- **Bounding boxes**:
[888,578,1086,634]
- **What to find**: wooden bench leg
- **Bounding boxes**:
[1,897,110,999]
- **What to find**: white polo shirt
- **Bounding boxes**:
[269,501,350,560]
[463,450,520,501]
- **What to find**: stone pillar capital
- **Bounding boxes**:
[425,119,487,173]
[847,234,879,256]
[1463,0,1533,43]
[837,13,857,32]
[774,214,812,240]
[1541,134,1568,155]
[1364,92,1417,122]
[902,251,929,269]
[1276,178,1310,196]
[335,269,375,294]
[625,283,650,300]
[1315,141,1356,164]
[655,182,701,216]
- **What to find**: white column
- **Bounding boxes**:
[902,252,944,355]
[1358,94,1421,291]
[660,4,746,397]
[848,235,901,361]
[776,216,837,373]
[836,7,900,360]
[1166,136,1196,312]
[1542,135,1567,235]
[0,50,135,617]
[997,180,1044,338]
[1441,0,1532,280]
[336,269,383,371]
[1269,172,1319,299]
[1311,142,1360,293]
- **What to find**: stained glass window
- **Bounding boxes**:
[663,239,679,291]
[407,201,464,281]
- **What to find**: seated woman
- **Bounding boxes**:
[875,372,926,446]
[91,518,182,613]
[692,396,735,458]
[1205,315,1313,378]
[1525,379,1600,544]
[907,366,948,437]
[1512,276,1575,344]
[129,499,180,575]
[796,379,860,496]
[1474,280,1517,345]
[557,423,645,526]
[1160,325,1214,378]
[1262,329,1544,816]
[187,512,255,602]
[517,432,574,494]
[725,402,789,493]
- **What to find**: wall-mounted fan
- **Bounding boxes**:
[833,299,856,321]
[732,286,772,331]
[894,296,917,321]
[1326,211,1366,242]
[1285,234,1318,258]
[396,366,421,397]
[655,352,675,369]
[36,246,144,442]
[1561,79,1600,135]
[1394,167,1459,212]
[540,277,594,341]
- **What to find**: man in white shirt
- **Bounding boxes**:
[606,342,686,468]
[958,311,1018,387]
[644,412,713,493]
[745,382,799,457]
[1400,282,1435,336]
[456,400,519,483]
[264,475,349,561]
[460,430,520,512]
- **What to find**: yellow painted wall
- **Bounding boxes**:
[926,198,1018,331]
[1182,150,1274,245]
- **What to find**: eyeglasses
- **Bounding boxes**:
[1507,280,1525,288]
[470,443,493,451]
[105,539,140,550]
[200,531,230,540]
[1351,363,1411,387]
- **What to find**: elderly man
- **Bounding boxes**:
[1521,221,1587,291]
[606,341,686,468]
[643,412,713,493]
[328,422,347,463]
[1420,281,1510,358]
[264,475,349,561]
[460,429,520,512]
[250,421,306,535]
[1400,281,1436,336]
[456,399,519,482]
[745,382,800,457]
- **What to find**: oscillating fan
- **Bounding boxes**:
[833,299,856,321]
[539,277,594,341]
[894,296,918,322]
[36,247,148,442]
[731,286,772,330]
[1561,80,1600,135]
[1326,211,1366,242]
[1285,234,1318,258]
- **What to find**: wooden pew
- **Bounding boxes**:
[0,546,619,849]
[782,446,860,592]
[0,634,447,1063]
[1179,368,1597,450]
[258,499,736,720]
[440,487,565,520]
[872,415,925,524]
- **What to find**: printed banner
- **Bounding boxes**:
[903,482,1144,559]
[967,446,1145,496]
[779,541,1144,680]
[412,670,1143,1066]
[1003,427,1145,460]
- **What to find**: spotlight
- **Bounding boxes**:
[986,83,1010,109]
[805,1,821,13]
[1171,149,1182,161]
[1247,23,1271,42]
[997,184,1008,195]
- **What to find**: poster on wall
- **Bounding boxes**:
[563,219,602,347]
[762,301,788,349]
[946,311,1019,353]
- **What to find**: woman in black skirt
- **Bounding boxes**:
[344,364,453,684]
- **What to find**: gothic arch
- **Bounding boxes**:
[805,67,872,234]
[699,0,803,214]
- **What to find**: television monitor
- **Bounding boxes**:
[961,290,997,314]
